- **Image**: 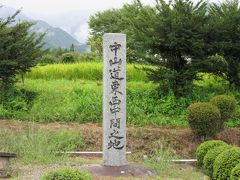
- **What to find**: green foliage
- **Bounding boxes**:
[0,129,85,164]
[230,163,240,180]
[203,54,228,77]
[40,168,92,180]
[208,0,240,88]
[39,54,58,64]
[187,103,221,138]
[0,8,44,88]
[88,0,240,94]
[203,145,231,178]
[134,0,212,97]
[196,140,227,167]
[88,0,155,62]
[213,147,240,180]
[0,87,37,119]
[61,53,76,63]
[210,95,237,125]
[1,70,240,127]
[77,53,101,62]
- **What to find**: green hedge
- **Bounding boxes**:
[187,103,221,138]
[196,140,227,167]
[210,95,237,124]
[203,145,231,178]
[40,168,92,180]
[213,147,240,180]
[230,163,240,180]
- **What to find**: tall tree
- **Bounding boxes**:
[208,0,240,88]
[88,0,155,62]
[134,0,209,97]
[0,9,45,89]
[70,44,75,52]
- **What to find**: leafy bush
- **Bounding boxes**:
[0,88,37,119]
[210,95,237,125]
[203,145,231,178]
[78,52,101,62]
[187,102,221,138]
[40,54,57,64]
[196,140,227,167]
[40,168,92,180]
[213,147,240,180]
[61,53,76,63]
[230,163,240,180]
[51,131,85,152]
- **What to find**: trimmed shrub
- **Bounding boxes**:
[196,140,227,167]
[210,95,237,123]
[40,168,92,180]
[187,102,221,138]
[213,147,240,180]
[230,163,240,180]
[61,53,76,63]
[203,145,231,178]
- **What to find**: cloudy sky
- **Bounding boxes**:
[1,0,154,15]
[1,0,155,42]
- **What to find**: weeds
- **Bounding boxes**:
[0,128,85,164]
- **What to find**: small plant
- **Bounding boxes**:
[203,145,231,178]
[196,140,227,167]
[210,95,237,127]
[213,147,240,180]
[40,168,92,180]
[144,148,175,174]
[61,53,76,63]
[230,163,240,180]
[51,131,85,152]
[187,102,221,138]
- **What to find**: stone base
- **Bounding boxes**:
[82,164,156,178]
[0,170,9,178]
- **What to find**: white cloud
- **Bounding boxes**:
[74,23,89,43]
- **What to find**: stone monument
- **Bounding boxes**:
[103,33,126,166]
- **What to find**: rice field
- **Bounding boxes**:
[25,62,152,81]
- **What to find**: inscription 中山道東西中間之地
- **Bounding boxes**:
[107,41,124,150]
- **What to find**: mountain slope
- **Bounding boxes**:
[0,6,90,52]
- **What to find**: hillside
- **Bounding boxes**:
[0,6,90,52]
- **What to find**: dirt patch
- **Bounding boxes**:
[0,120,239,158]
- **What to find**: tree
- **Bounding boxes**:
[0,9,44,89]
[88,0,156,62]
[133,0,210,97]
[208,0,240,88]
[70,44,75,52]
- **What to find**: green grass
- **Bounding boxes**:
[0,127,85,164]
[1,76,239,127]
[1,62,240,127]
[25,62,151,81]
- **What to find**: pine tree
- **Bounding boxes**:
[0,8,45,89]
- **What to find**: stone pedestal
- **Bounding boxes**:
[0,152,16,178]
